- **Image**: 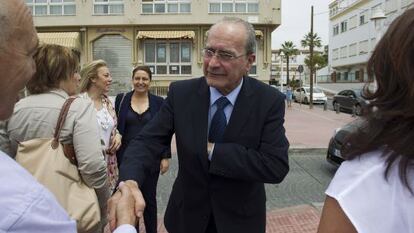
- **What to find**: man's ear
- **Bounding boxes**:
[245,53,256,73]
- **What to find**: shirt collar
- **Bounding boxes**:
[209,77,243,107]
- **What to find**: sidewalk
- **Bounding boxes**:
[142,205,321,233]
[285,102,354,149]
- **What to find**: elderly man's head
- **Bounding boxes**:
[203,17,256,96]
[0,0,38,120]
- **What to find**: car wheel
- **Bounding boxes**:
[304,97,309,104]
[355,104,362,116]
[333,101,338,111]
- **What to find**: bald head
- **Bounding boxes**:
[0,0,38,120]
[208,17,256,55]
[0,1,13,52]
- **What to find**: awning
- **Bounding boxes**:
[37,32,81,51]
[136,31,195,40]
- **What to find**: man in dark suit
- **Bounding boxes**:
[109,17,289,233]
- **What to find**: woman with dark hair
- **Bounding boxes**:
[115,66,171,233]
[318,8,414,233]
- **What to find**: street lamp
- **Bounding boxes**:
[279,51,284,92]
[370,8,386,90]
[371,8,386,31]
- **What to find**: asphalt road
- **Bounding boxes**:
[155,149,338,215]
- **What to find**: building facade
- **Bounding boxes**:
[27,0,281,95]
[328,0,413,83]
[270,49,323,86]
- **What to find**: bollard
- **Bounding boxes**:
[352,105,356,117]
[335,103,340,114]
[323,101,328,111]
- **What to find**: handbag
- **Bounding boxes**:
[15,97,101,233]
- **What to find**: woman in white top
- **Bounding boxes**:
[318,9,414,233]
[79,60,121,192]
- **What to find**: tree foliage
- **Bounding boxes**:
[279,41,298,85]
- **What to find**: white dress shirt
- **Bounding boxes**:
[0,150,138,233]
[207,78,243,160]
[0,150,76,233]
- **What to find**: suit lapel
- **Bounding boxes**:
[191,78,210,172]
[224,77,255,141]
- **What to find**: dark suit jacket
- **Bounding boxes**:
[119,76,289,233]
[115,91,171,169]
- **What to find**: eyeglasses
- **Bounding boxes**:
[202,48,246,62]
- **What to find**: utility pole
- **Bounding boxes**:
[309,5,314,109]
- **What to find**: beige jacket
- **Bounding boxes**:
[4,89,107,188]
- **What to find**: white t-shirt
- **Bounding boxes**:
[326,150,414,233]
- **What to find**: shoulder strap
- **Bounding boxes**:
[51,96,77,149]
[117,93,127,116]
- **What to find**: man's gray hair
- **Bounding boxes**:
[0,2,12,53]
[207,17,256,55]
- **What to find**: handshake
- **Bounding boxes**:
[107,180,146,232]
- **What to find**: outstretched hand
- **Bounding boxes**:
[107,180,145,232]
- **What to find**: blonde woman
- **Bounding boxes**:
[79,60,121,192]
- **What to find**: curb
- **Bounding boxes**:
[288,148,327,154]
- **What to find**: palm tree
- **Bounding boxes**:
[301,32,322,70]
[301,32,322,108]
[279,41,298,85]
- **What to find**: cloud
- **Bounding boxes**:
[271,0,331,49]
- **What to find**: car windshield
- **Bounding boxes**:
[353,89,362,97]
[304,87,323,93]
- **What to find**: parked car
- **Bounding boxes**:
[332,89,367,115]
[270,85,282,92]
[293,87,327,104]
[326,120,362,166]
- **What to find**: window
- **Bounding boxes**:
[385,0,397,13]
[370,38,376,52]
[144,41,192,75]
[332,48,339,60]
[209,0,259,13]
[349,43,357,57]
[359,10,368,25]
[349,15,357,29]
[371,4,383,18]
[401,0,412,8]
[142,0,191,14]
[359,40,368,54]
[25,0,76,16]
[340,20,347,33]
[333,24,339,36]
[94,0,124,15]
[340,46,347,58]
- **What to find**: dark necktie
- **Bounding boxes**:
[208,97,230,143]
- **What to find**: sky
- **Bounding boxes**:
[271,0,332,49]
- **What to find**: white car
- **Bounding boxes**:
[293,87,327,104]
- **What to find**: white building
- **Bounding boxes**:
[26,0,281,95]
[270,49,323,86]
[328,0,413,83]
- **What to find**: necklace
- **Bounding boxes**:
[97,107,111,130]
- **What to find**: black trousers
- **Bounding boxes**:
[136,169,160,233]
[205,214,218,233]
